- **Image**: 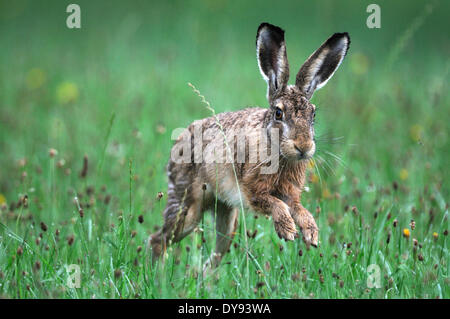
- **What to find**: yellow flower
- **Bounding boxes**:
[403,228,410,238]
[433,232,438,240]
[56,82,79,104]
[399,169,408,181]
[409,124,423,142]
[26,68,46,90]
[322,187,332,199]
[0,193,6,205]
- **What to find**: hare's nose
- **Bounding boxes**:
[294,141,315,159]
[294,144,305,158]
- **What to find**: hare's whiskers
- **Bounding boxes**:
[324,150,347,169]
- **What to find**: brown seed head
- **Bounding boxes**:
[410,219,415,230]
[67,234,75,246]
[40,221,48,232]
[80,155,88,178]
[256,282,265,289]
[49,148,58,158]
[22,195,28,208]
[104,194,111,205]
[56,159,66,168]
[392,181,398,191]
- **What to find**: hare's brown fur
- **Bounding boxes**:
[149,23,350,267]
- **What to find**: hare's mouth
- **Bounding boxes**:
[293,143,315,160]
[279,140,315,161]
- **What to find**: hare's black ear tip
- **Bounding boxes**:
[329,32,351,54]
[342,32,351,44]
[337,32,351,45]
[341,32,351,53]
[257,22,285,36]
[331,32,350,42]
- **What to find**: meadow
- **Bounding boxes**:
[0,0,448,298]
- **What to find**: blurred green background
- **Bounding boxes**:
[0,0,448,298]
[0,0,448,193]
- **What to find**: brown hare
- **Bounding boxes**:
[149,22,350,267]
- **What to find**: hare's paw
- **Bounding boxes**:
[298,213,319,248]
[272,205,297,241]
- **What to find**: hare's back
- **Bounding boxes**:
[211,107,267,132]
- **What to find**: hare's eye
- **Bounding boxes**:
[275,108,283,121]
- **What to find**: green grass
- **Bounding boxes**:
[0,0,448,298]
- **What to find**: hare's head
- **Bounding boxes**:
[257,23,350,161]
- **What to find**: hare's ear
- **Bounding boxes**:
[295,32,350,99]
[256,23,290,103]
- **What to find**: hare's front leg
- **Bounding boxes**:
[277,184,319,248]
[249,194,297,241]
[291,203,319,248]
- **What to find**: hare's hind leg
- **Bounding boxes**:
[149,187,204,261]
[205,203,239,268]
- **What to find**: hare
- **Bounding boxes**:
[149,22,350,267]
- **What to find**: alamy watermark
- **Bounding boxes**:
[170,125,282,174]
[366,4,381,29]
[66,4,81,29]
[367,264,381,288]
[66,264,81,288]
